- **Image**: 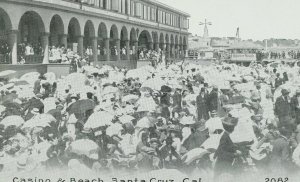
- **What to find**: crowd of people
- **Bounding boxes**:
[0,41,10,64]
[1,57,300,181]
[268,50,300,60]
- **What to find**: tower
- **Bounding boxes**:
[199,19,212,38]
[235,27,240,40]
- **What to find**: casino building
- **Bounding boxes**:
[0,0,190,67]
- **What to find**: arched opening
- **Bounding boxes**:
[120,26,128,60]
[109,24,119,60]
[98,22,108,61]
[18,11,46,63]
[83,20,95,62]
[49,15,64,47]
[138,30,152,60]
[67,17,81,52]
[0,8,12,64]
[138,30,152,50]
[49,15,65,63]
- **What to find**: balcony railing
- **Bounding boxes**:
[28,0,188,31]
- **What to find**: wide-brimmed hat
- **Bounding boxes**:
[211,110,217,116]
[31,108,40,115]
[222,116,238,126]
[82,127,93,134]
[149,138,161,145]
[281,89,289,95]
[17,157,27,169]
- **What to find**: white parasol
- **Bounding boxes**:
[84,111,114,129]
[0,115,25,128]
[69,139,99,159]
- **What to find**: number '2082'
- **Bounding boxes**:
[265,178,288,182]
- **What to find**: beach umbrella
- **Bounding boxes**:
[22,114,56,129]
[0,105,5,113]
[68,99,95,114]
[20,72,40,85]
[136,117,154,128]
[8,79,29,86]
[84,111,114,129]
[205,117,223,134]
[136,97,157,112]
[2,101,21,110]
[106,123,123,137]
[140,87,152,92]
[201,134,222,151]
[118,114,135,124]
[22,118,50,129]
[43,97,57,113]
[0,70,16,78]
[181,148,210,165]
[63,73,87,91]
[180,116,195,125]
[141,78,166,91]
[69,139,99,158]
[0,115,25,128]
[44,72,56,84]
[122,94,139,103]
[0,83,14,91]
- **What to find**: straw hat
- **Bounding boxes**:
[31,108,40,115]
[149,138,161,145]
[222,116,238,126]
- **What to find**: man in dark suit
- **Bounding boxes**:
[274,73,284,89]
[208,86,219,114]
[291,89,300,125]
[214,116,241,181]
[275,89,293,128]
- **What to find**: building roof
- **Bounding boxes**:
[143,0,190,17]
[228,41,264,50]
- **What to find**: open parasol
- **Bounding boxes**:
[68,99,95,114]
[84,111,114,129]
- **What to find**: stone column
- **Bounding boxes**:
[134,41,138,54]
[155,43,159,52]
[8,30,18,64]
[175,44,178,59]
[115,39,120,61]
[184,45,188,58]
[60,34,68,48]
[149,42,153,50]
[166,43,170,59]
[41,32,50,64]
[104,38,110,61]
[77,35,84,57]
[91,37,98,63]
[125,40,130,60]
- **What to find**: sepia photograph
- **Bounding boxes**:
[0,0,300,181]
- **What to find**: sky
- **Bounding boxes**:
[161,0,300,41]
